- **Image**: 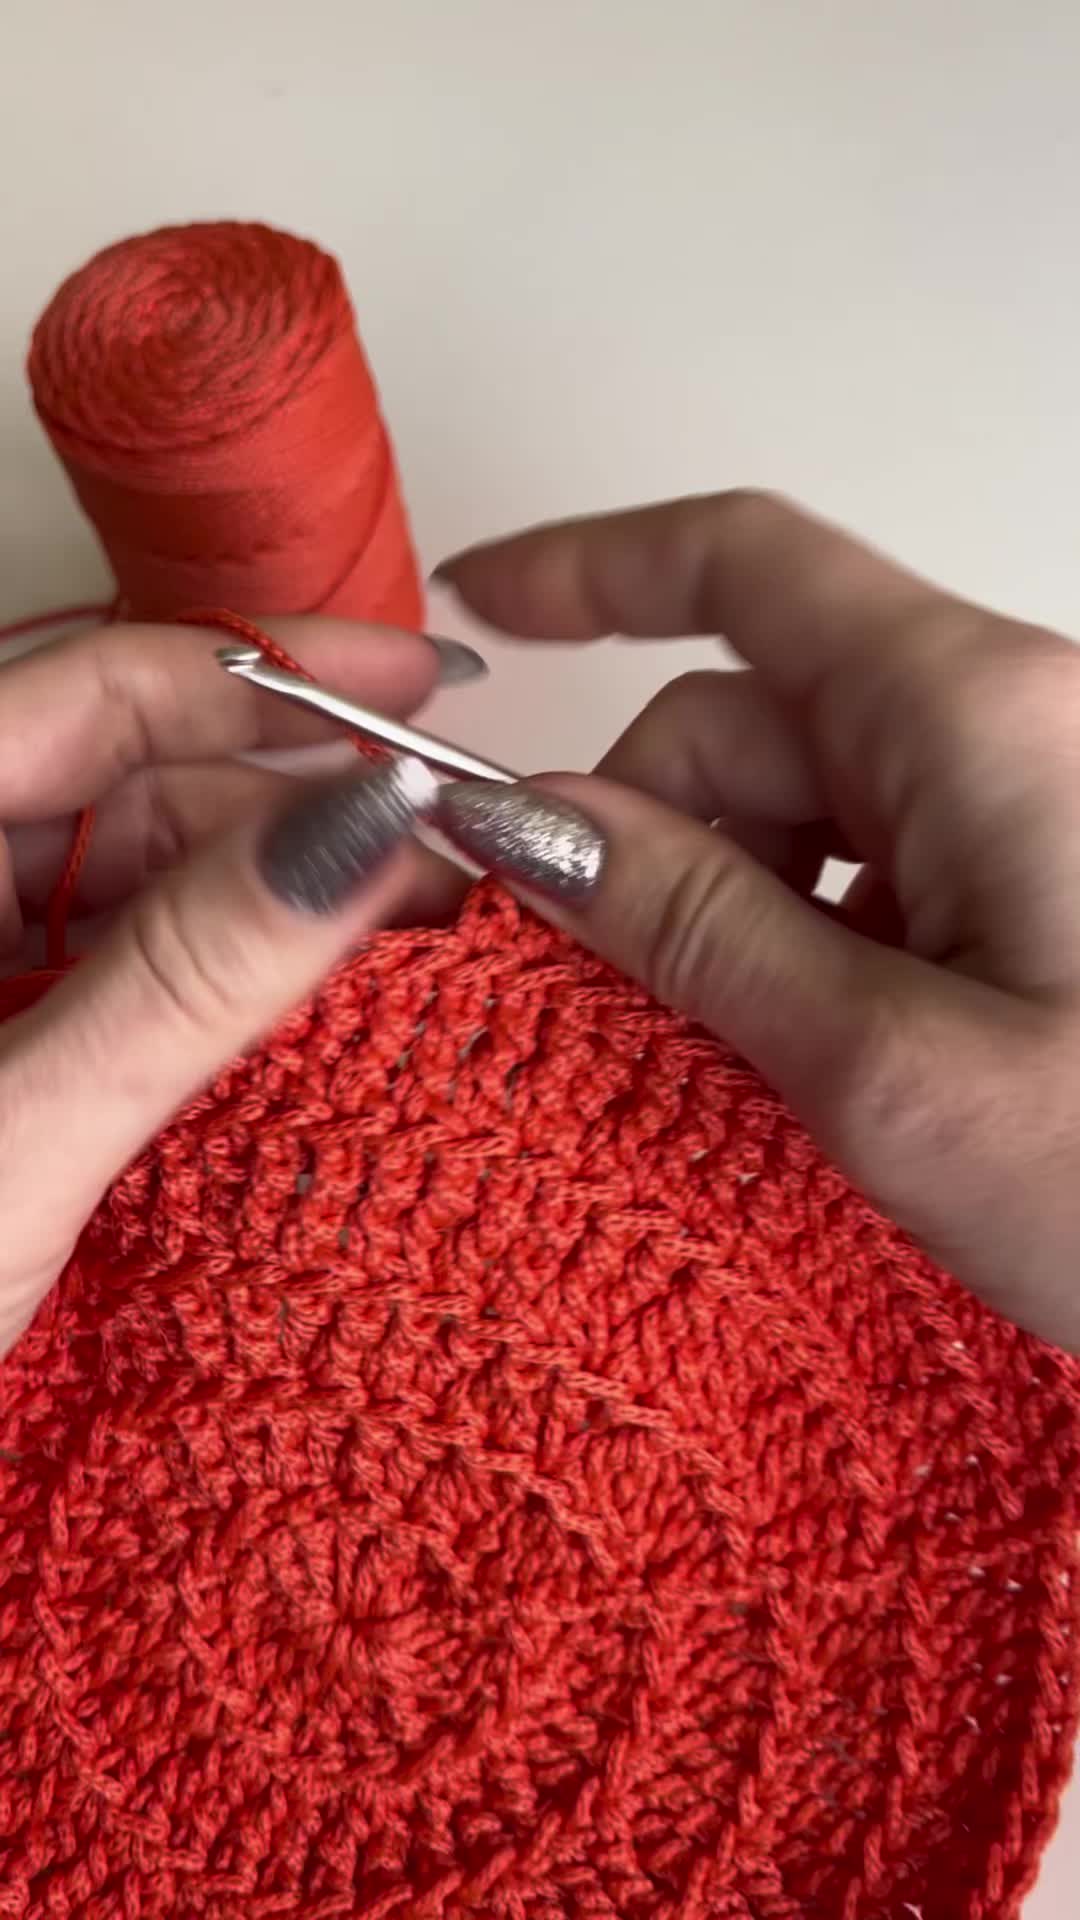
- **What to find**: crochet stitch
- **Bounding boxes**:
[0,887,1077,1917]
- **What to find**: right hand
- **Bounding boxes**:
[437,492,1080,1351]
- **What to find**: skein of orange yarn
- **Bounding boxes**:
[0,224,1078,1920]
[28,221,421,626]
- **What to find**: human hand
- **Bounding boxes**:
[0,616,475,1358]
[437,493,1080,1351]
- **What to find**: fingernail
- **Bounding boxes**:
[426,634,487,686]
[259,756,439,915]
[438,783,606,901]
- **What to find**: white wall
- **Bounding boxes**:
[1,5,1077,1906]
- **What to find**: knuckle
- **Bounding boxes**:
[950,621,1080,739]
[827,991,976,1180]
[824,607,1079,770]
[645,843,754,1018]
[638,670,724,744]
[808,604,1067,805]
[693,489,792,578]
[87,626,156,779]
[896,624,1080,807]
[126,882,247,1035]
[605,671,728,804]
[654,668,722,714]
[716,485,788,528]
[834,1000,931,1153]
[616,676,694,748]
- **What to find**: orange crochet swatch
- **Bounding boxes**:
[0,225,1077,1919]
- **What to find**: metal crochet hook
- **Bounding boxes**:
[216,644,518,785]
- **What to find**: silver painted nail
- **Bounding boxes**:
[426,635,488,686]
[438,783,605,901]
[260,755,438,915]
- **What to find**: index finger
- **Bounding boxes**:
[438,491,956,696]
[0,615,440,819]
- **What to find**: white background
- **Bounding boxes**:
[1,3,1077,1907]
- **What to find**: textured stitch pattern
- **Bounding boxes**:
[0,885,1077,1920]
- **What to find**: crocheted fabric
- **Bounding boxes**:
[0,886,1077,1920]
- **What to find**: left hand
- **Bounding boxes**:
[0,614,448,1356]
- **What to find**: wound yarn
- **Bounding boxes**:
[28,221,421,627]
[0,227,1078,1920]
[13,219,420,969]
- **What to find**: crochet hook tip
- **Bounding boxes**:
[213,642,519,786]
[216,643,263,672]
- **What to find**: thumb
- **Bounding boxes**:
[439,772,906,1122]
[0,757,437,1344]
